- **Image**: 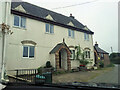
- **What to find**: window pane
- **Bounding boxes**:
[23,46,28,57]
[46,23,49,32]
[87,34,89,41]
[84,33,86,40]
[29,46,35,58]
[50,24,54,33]
[88,51,90,58]
[85,51,87,58]
[72,30,74,38]
[14,15,19,26]
[68,29,71,37]
[21,17,26,28]
[70,50,73,59]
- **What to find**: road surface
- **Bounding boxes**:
[88,64,119,85]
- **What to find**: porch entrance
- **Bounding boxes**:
[59,49,67,70]
[49,41,71,71]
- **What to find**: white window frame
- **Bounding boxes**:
[84,50,90,59]
[22,45,35,59]
[68,29,75,38]
[84,33,89,41]
[13,15,26,29]
[70,49,75,60]
[45,23,54,34]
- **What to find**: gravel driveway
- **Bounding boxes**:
[52,67,114,83]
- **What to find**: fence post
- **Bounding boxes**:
[16,70,18,83]
[35,69,36,83]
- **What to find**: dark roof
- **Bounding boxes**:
[11,1,94,34]
[94,46,109,54]
[50,43,71,54]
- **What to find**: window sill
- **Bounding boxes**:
[22,57,35,60]
[45,32,54,35]
[68,36,75,39]
[13,26,27,30]
[84,40,89,41]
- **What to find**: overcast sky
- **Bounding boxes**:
[23,0,118,53]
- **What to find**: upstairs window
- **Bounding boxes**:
[84,33,89,41]
[23,46,35,58]
[68,29,74,38]
[45,23,54,34]
[101,53,104,59]
[14,15,26,28]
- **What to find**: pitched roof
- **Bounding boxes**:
[49,42,71,54]
[94,46,109,54]
[11,1,94,34]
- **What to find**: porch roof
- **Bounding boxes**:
[49,43,71,54]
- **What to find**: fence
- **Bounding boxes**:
[7,69,38,84]
[7,68,52,84]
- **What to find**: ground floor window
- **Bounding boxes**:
[85,51,90,58]
[70,50,75,60]
[23,46,35,58]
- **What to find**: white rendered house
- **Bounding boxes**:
[1,1,95,75]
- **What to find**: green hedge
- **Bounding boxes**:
[106,63,115,67]
[110,57,120,64]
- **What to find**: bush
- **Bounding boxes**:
[45,61,52,68]
[99,61,104,68]
[79,60,89,66]
[106,63,115,67]
[110,57,120,64]
[37,67,43,74]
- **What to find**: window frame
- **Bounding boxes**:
[22,45,35,59]
[84,50,90,59]
[101,53,104,59]
[70,49,75,60]
[68,29,75,38]
[84,33,89,41]
[13,15,26,29]
[45,23,54,34]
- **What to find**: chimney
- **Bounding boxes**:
[95,41,98,47]
[70,13,74,19]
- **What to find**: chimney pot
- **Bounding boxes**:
[95,41,98,47]
[69,13,74,19]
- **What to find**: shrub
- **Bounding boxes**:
[45,61,52,68]
[37,67,43,74]
[106,63,115,67]
[99,61,104,68]
[79,60,89,66]
[110,57,120,64]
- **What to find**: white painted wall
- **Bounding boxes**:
[5,13,94,71]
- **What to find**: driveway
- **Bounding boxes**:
[88,65,119,85]
[52,67,114,83]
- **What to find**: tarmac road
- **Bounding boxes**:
[88,64,119,85]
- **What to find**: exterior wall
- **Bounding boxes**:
[71,60,79,69]
[103,54,110,67]
[5,13,94,71]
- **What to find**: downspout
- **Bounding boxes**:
[1,1,11,83]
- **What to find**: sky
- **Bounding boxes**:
[23,0,118,54]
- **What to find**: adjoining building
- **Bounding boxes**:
[94,42,110,67]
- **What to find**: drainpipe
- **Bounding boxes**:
[1,0,11,83]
